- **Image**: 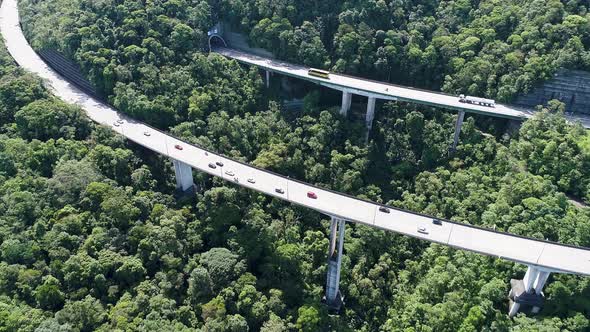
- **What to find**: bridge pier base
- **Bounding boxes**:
[265,70,270,88]
[172,159,194,192]
[323,216,345,312]
[365,96,376,143]
[340,91,352,116]
[450,111,465,153]
[508,266,551,317]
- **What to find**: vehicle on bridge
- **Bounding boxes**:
[308,68,330,79]
[459,94,495,107]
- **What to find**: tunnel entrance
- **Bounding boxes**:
[208,35,227,51]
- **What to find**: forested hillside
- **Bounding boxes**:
[3,0,590,330]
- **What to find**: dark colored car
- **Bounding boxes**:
[379,206,390,213]
[208,163,216,169]
[216,161,224,167]
[275,188,285,194]
[432,218,443,226]
[174,144,183,150]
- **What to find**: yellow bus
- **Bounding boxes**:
[308,68,330,79]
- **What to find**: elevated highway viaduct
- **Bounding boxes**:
[3,0,590,316]
[212,46,590,148]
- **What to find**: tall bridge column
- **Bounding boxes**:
[450,110,465,153]
[172,159,194,192]
[365,96,376,143]
[265,70,270,88]
[508,266,551,317]
[340,91,352,116]
[324,216,345,312]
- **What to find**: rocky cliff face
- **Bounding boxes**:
[516,69,590,114]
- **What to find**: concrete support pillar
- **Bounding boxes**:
[533,271,550,294]
[365,96,376,143]
[265,70,270,88]
[340,91,352,116]
[531,271,550,313]
[450,111,465,152]
[325,216,345,312]
[172,159,194,192]
[522,266,539,292]
[508,266,551,317]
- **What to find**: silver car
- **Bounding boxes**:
[417,227,428,234]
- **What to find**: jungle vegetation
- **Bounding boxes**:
[1,0,590,330]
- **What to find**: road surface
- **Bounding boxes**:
[215,47,590,128]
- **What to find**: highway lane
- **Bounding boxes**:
[3,0,590,276]
[214,47,590,129]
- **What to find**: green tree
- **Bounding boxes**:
[35,275,65,310]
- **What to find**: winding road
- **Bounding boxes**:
[2,0,590,280]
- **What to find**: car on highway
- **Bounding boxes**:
[174,144,183,150]
[417,226,428,234]
[247,178,255,184]
[225,170,235,176]
[307,191,317,199]
[208,163,216,169]
[432,219,443,225]
[379,206,390,213]
[216,161,224,167]
[113,122,120,127]
[117,119,124,124]
[275,188,285,194]
[143,131,151,137]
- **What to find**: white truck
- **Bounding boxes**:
[459,94,495,107]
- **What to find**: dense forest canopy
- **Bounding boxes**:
[0,0,589,330]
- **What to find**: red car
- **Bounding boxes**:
[307,191,317,199]
[174,144,183,150]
